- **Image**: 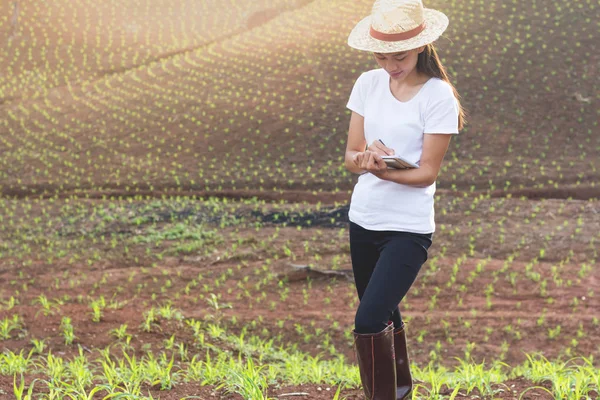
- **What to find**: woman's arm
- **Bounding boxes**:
[344,112,368,174]
[373,133,453,187]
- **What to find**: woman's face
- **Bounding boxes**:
[373,46,424,80]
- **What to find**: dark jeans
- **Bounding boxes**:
[349,221,433,334]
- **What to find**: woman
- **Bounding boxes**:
[344,0,467,399]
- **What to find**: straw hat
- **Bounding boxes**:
[348,0,449,53]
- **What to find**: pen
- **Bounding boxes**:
[378,139,393,156]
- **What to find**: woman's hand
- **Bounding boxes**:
[367,140,395,156]
[353,150,389,178]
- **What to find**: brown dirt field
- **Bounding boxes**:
[1,189,598,393]
[1,219,598,368]
[1,0,598,197]
[1,243,597,397]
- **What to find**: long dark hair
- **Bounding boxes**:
[417,43,467,131]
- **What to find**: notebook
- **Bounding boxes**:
[381,155,419,169]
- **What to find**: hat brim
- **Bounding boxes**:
[347,8,449,53]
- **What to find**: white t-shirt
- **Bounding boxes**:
[346,68,460,234]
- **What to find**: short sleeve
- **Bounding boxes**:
[346,72,367,117]
[423,82,460,134]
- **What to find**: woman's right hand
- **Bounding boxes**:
[367,140,395,156]
[352,151,388,176]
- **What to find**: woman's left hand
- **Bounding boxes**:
[354,150,389,178]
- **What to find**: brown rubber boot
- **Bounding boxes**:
[393,322,413,400]
[352,322,397,400]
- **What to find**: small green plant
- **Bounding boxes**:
[0,315,22,340]
[547,325,561,340]
[32,294,60,317]
[140,307,160,333]
[13,373,39,400]
[60,316,76,345]
[89,296,106,322]
[109,324,131,340]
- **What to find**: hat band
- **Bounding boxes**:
[369,21,426,42]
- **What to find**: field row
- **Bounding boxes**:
[0,196,598,368]
[1,0,311,100]
[1,0,598,195]
[1,194,598,267]
[1,342,598,399]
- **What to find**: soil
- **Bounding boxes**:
[1,194,598,368]
[1,0,598,198]
[0,206,599,396]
